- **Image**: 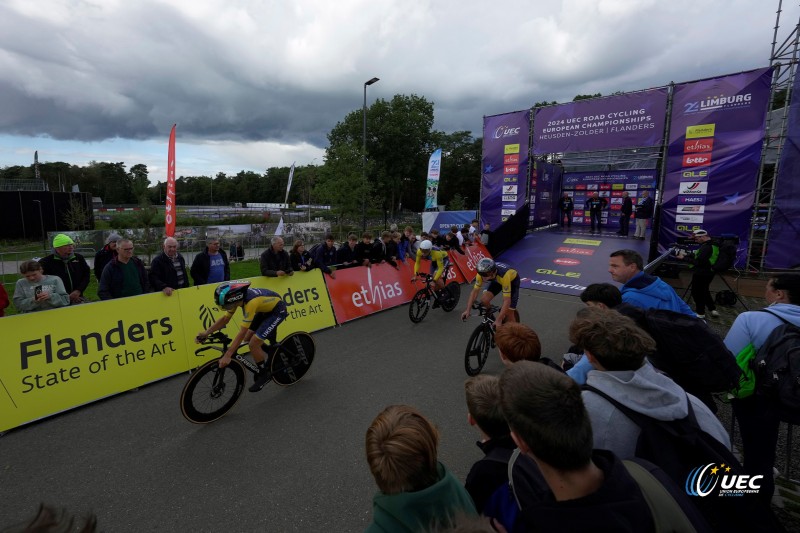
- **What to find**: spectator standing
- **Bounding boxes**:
[39,234,91,304]
[480,223,492,246]
[337,233,360,269]
[289,240,315,272]
[93,232,121,281]
[354,232,373,267]
[617,192,633,236]
[0,284,8,316]
[13,260,70,313]
[463,374,518,513]
[584,192,608,233]
[149,237,190,296]
[229,242,238,262]
[190,237,230,285]
[680,229,719,318]
[609,249,694,315]
[236,242,244,261]
[724,273,800,505]
[557,192,574,228]
[98,239,149,300]
[499,361,680,532]
[311,234,337,278]
[633,191,654,240]
[468,219,480,241]
[364,405,476,531]
[259,236,293,277]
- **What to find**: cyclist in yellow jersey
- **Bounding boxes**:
[196,281,288,392]
[461,257,520,327]
[411,239,450,292]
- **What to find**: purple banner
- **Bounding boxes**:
[528,161,562,229]
[659,68,773,263]
[562,170,657,228]
[765,69,800,269]
[481,110,531,230]
[532,89,668,154]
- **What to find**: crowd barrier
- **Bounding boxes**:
[0,242,492,432]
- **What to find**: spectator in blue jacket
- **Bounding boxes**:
[311,234,337,279]
[608,249,694,315]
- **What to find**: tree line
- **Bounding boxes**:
[0,94,482,218]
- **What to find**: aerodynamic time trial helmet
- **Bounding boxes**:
[419,240,433,251]
[476,258,497,275]
[214,281,251,308]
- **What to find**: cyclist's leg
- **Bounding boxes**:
[481,282,501,307]
[506,277,521,323]
[248,306,288,391]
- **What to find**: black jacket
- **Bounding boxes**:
[190,248,230,285]
[635,196,654,219]
[149,252,190,291]
[93,245,117,281]
[98,256,149,300]
[259,247,293,276]
[39,253,91,296]
[337,243,359,268]
[621,196,633,216]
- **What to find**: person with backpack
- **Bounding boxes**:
[572,307,730,458]
[497,360,709,533]
[574,306,781,531]
[677,229,719,319]
[724,273,800,506]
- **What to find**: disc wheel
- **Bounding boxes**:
[464,326,491,376]
[408,288,431,323]
[270,332,316,386]
[180,359,245,424]
[441,282,461,312]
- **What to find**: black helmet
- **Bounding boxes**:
[476,258,496,275]
[214,281,251,308]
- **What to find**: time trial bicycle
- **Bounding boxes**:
[408,269,461,323]
[463,303,500,376]
[180,331,315,424]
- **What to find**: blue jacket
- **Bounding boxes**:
[311,243,337,274]
[724,303,800,356]
[621,272,695,316]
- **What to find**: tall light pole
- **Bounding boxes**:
[32,200,45,250]
[362,77,380,232]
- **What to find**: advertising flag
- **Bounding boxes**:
[165,124,176,237]
[275,217,285,236]
[284,162,296,205]
[424,149,442,210]
[659,68,772,262]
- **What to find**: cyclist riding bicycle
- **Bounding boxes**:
[411,240,450,305]
[196,280,288,392]
[461,257,520,327]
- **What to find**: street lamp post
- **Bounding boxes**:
[362,77,380,232]
[32,200,45,250]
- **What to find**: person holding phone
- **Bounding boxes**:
[12,260,70,313]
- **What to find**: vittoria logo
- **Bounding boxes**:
[679,182,708,195]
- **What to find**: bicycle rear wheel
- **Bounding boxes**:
[180,359,246,424]
[271,332,316,386]
[408,288,430,323]
[441,282,461,312]
[464,325,491,376]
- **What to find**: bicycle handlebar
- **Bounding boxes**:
[196,331,232,345]
[471,302,501,315]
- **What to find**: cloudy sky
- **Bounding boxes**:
[0,0,795,182]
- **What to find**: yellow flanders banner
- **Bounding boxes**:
[0,271,335,433]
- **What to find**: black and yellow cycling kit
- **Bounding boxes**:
[414,248,449,281]
[225,287,288,342]
[474,262,520,309]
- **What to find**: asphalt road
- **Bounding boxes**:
[0,286,582,532]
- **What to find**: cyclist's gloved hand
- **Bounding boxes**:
[196,332,208,343]
[461,309,470,321]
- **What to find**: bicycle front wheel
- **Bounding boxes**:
[271,332,316,386]
[408,289,431,323]
[180,359,246,424]
[464,325,491,376]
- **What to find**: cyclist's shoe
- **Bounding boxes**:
[249,367,273,392]
[432,297,440,309]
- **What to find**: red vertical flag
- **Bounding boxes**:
[165,124,177,237]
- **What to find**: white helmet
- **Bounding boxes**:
[419,240,433,251]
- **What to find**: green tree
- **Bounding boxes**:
[129,164,151,202]
[573,93,602,101]
[326,94,436,215]
[315,142,368,232]
[432,131,482,210]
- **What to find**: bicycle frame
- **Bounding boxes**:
[195,333,269,376]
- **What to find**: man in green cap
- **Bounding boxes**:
[40,233,91,304]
